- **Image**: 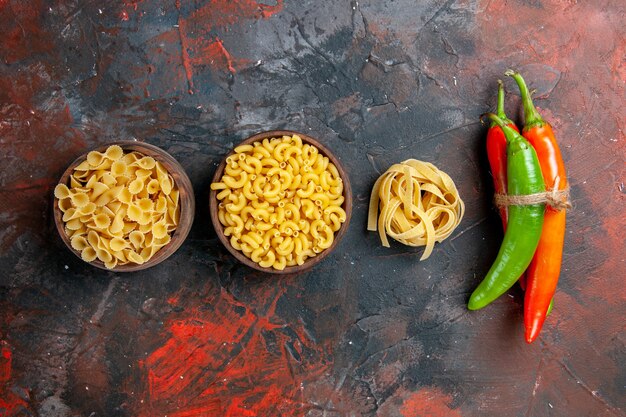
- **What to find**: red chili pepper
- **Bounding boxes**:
[486,80,519,230]
[506,70,568,343]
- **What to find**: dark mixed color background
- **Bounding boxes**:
[1,1,624,416]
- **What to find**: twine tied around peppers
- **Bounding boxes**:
[494,187,571,211]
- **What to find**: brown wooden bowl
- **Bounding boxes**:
[209,130,352,274]
[53,141,195,272]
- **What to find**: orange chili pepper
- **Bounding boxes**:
[506,70,568,343]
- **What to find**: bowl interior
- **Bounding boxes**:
[209,130,352,274]
[53,141,195,272]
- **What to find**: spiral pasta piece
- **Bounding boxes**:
[367,159,464,260]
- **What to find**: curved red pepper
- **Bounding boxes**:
[486,80,519,230]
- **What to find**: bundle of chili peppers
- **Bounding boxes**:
[468,70,569,343]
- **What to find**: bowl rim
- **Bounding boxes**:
[52,140,195,272]
[209,130,352,275]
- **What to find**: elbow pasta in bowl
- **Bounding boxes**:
[53,141,195,271]
[209,130,352,273]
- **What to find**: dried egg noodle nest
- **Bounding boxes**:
[367,159,464,260]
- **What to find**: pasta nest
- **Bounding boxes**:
[367,159,464,260]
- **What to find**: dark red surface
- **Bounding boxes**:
[1,1,624,416]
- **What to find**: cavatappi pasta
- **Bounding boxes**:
[211,135,347,270]
[55,145,180,269]
[367,159,464,260]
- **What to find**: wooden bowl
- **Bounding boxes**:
[53,141,195,272]
[209,130,352,274]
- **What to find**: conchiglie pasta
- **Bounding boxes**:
[110,237,128,252]
[127,204,143,222]
[211,135,347,270]
[136,156,156,170]
[152,220,168,239]
[146,179,160,194]
[105,145,123,161]
[111,160,127,176]
[55,145,180,269]
[128,178,145,194]
[71,236,89,251]
[81,247,98,262]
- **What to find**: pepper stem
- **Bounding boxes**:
[482,113,519,143]
[505,70,545,129]
[496,80,506,118]
[492,80,515,128]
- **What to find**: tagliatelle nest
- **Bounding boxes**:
[367,159,464,260]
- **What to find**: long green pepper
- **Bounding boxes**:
[468,113,546,310]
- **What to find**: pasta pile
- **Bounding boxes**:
[55,145,180,269]
[211,135,347,270]
[367,159,464,260]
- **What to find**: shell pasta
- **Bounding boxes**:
[211,135,347,270]
[55,145,180,269]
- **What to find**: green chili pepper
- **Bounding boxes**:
[468,113,546,310]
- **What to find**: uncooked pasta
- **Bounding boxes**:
[55,145,180,269]
[367,159,464,260]
[211,135,347,270]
